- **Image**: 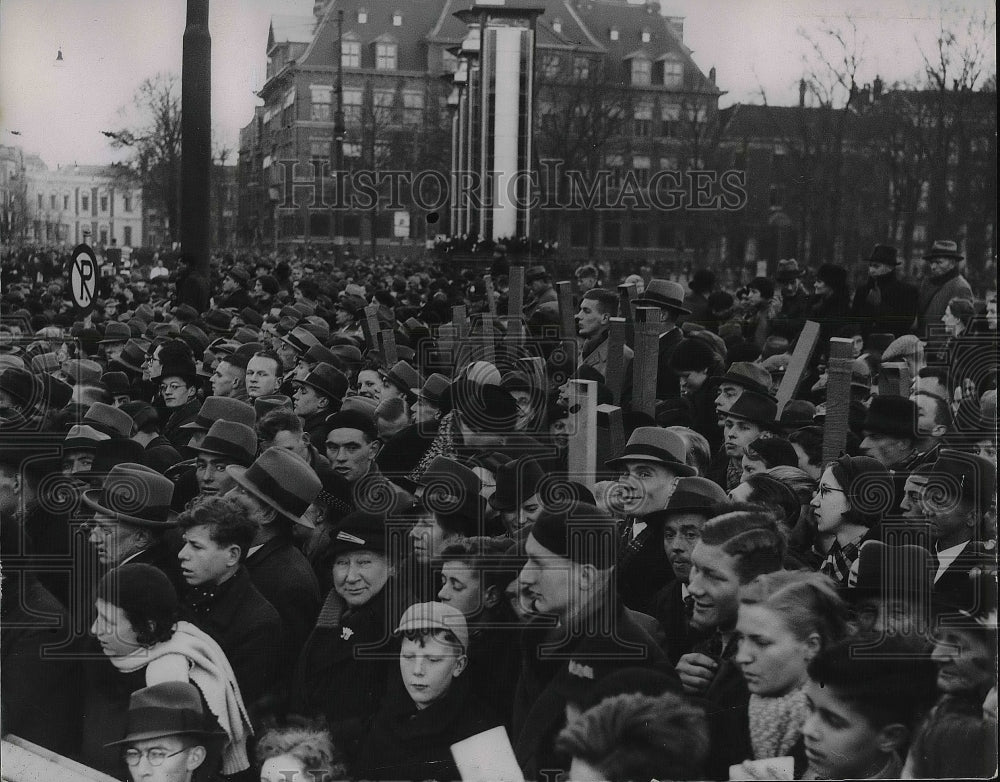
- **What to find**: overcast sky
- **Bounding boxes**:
[0,0,994,168]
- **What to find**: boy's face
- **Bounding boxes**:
[399,635,466,709]
[178,524,236,587]
[438,561,482,617]
[687,541,742,631]
[802,678,891,780]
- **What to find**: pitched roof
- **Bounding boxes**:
[268,15,315,48]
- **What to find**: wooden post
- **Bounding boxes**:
[605,317,628,405]
[822,337,855,463]
[596,403,625,476]
[379,329,398,365]
[483,273,498,318]
[618,283,637,321]
[879,361,911,398]
[775,320,821,417]
[506,265,525,343]
[360,304,380,352]
[556,280,576,340]
[632,306,664,418]
[567,379,598,490]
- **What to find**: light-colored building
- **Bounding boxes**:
[24,160,143,248]
[1,144,28,245]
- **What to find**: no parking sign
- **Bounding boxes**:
[69,243,98,316]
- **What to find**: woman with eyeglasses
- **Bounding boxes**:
[808,455,892,587]
[82,563,251,779]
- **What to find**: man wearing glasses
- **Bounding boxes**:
[108,681,224,782]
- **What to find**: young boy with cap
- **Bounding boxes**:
[353,601,500,782]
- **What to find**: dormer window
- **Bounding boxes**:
[357,8,367,23]
[552,17,562,34]
[610,27,619,41]
[629,55,651,86]
[641,29,651,43]
[375,41,398,70]
[392,11,402,26]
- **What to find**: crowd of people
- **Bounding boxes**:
[0,239,997,782]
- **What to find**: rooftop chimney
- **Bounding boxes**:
[664,15,683,42]
[799,78,807,108]
[709,66,716,85]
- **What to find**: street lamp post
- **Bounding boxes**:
[180,0,212,308]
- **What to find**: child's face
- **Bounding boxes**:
[399,636,466,710]
[802,679,890,780]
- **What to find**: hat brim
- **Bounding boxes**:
[81,489,178,528]
[294,378,340,401]
[604,453,696,476]
[632,296,691,314]
[105,726,228,747]
[923,251,963,261]
[226,465,315,528]
[721,410,780,431]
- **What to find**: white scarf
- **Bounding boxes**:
[109,620,253,773]
[748,687,809,760]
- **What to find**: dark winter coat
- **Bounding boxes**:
[850,272,919,337]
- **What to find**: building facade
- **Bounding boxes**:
[236,0,721,262]
[23,159,143,249]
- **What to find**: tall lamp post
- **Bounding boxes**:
[330,9,346,261]
[180,0,212,308]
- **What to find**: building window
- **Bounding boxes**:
[310,85,333,121]
[605,153,624,189]
[572,56,590,80]
[609,27,619,41]
[375,42,397,70]
[310,138,330,159]
[100,229,108,245]
[63,194,69,209]
[552,17,562,34]
[342,40,361,67]
[630,57,651,86]
[50,194,56,209]
[540,53,561,80]
[632,155,651,187]
[81,194,89,211]
[603,220,621,247]
[123,226,132,246]
[661,103,681,137]
[631,220,648,247]
[663,58,683,87]
[660,155,679,171]
[641,29,651,43]
[403,91,424,124]
[392,11,402,26]
[442,49,458,73]
[343,89,363,123]
[343,143,362,158]
[357,8,367,23]
[101,196,108,212]
[373,88,396,122]
[633,103,653,136]
[37,194,43,209]
[124,196,131,212]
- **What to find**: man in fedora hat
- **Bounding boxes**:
[771,258,811,338]
[632,278,690,399]
[523,265,557,320]
[849,244,919,337]
[710,390,779,491]
[107,681,224,782]
[176,496,283,710]
[225,445,322,677]
[917,239,974,336]
[293,361,348,444]
[192,420,257,500]
[606,427,696,612]
[83,463,186,592]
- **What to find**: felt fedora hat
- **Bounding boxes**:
[179,395,256,431]
[0,368,40,409]
[417,373,451,407]
[524,265,551,282]
[82,463,176,527]
[38,373,73,409]
[253,394,293,420]
[84,402,135,438]
[605,427,696,476]
[172,304,199,324]
[722,390,779,429]
[845,540,934,602]
[30,352,61,374]
[101,371,131,398]
[633,279,691,314]
[923,239,964,261]
[295,362,349,403]
[866,244,899,266]
[74,438,147,483]
[64,423,111,451]
[61,358,103,385]
[105,681,227,747]
[380,360,422,399]
[861,395,918,440]
[111,339,149,373]
[489,456,545,511]
[99,322,132,344]
[193,420,257,467]
[227,446,322,527]
[303,343,338,368]
[281,326,320,355]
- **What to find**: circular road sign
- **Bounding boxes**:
[69,243,98,316]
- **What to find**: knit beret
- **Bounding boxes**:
[529,501,618,569]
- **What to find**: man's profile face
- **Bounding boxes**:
[518,534,574,619]
[124,735,204,782]
[210,361,241,397]
[575,297,608,338]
